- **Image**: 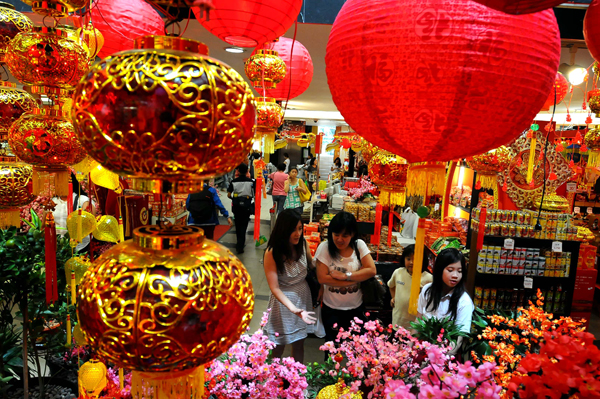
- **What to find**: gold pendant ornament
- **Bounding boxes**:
[0,161,35,228]
[245,49,287,89]
[0,1,33,62]
[255,97,284,154]
[0,81,37,141]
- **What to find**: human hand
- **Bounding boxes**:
[227,217,233,226]
[330,269,346,280]
[391,298,395,308]
[299,310,317,324]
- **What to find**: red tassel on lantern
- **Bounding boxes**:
[581,144,588,152]
[371,203,383,245]
[254,178,263,242]
[475,180,482,190]
[586,115,593,124]
[45,213,58,305]
[67,180,73,213]
[502,182,508,192]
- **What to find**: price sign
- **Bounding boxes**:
[504,238,515,250]
[552,241,563,252]
[588,207,594,214]
[574,207,580,214]
[524,276,533,289]
[566,182,577,193]
[434,203,440,211]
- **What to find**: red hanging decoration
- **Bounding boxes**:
[371,203,383,245]
[90,0,164,59]
[548,172,558,181]
[45,213,58,305]
[581,144,589,152]
[584,0,600,63]
[502,181,508,192]
[476,207,487,252]
[67,179,73,214]
[475,180,482,190]
[325,0,561,162]
[387,208,394,248]
[566,114,572,122]
[569,159,575,168]
[253,178,262,241]
[556,142,564,152]
[194,0,302,47]
[586,115,594,124]
[254,37,314,101]
[471,0,563,14]
[540,72,568,111]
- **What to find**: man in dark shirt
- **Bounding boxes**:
[228,163,255,254]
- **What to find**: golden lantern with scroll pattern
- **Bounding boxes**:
[406,162,447,199]
[71,35,256,194]
[20,0,86,17]
[244,49,287,89]
[585,126,600,168]
[8,107,87,196]
[466,146,511,191]
[77,225,254,399]
[588,89,600,118]
[368,151,409,207]
[0,81,37,142]
[5,26,89,91]
[255,96,284,156]
[0,162,35,228]
[0,2,33,62]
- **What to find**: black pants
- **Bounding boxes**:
[321,302,366,342]
[195,224,216,240]
[233,206,251,252]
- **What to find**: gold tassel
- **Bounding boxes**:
[379,188,406,207]
[0,209,22,229]
[408,219,426,315]
[119,368,124,390]
[131,366,205,399]
[66,315,71,348]
[589,151,600,168]
[264,153,270,163]
[32,170,50,196]
[263,131,275,154]
[479,174,497,191]
[54,169,69,197]
[527,137,537,184]
[406,163,446,198]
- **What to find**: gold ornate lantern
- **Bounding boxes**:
[5,26,89,91]
[76,22,104,59]
[8,107,87,196]
[589,90,600,118]
[20,0,87,17]
[255,97,284,156]
[71,35,256,194]
[467,146,511,190]
[0,2,33,62]
[406,161,447,198]
[78,360,107,398]
[0,81,37,141]
[534,191,570,213]
[368,151,409,207]
[317,379,362,399]
[584,126,600,167]
[0,162,35,228]
[244,49,287,89]
[77,225,254,399]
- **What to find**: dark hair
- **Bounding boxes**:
[424,248,469,321]
[289,167,298,173]
[327,211,359,259]
[237,163,248,175]
[400,244,427,273]
[266,209,304,274]
[277,163,286,171]
[334,157,342,167]
[284,153,289,158]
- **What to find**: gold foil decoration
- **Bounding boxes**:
[584,126,600,168]
[406,161,447,198]
[21,0,87,17]
[0,2,33,62]
[255,97,284,154]
[66,210,97,244]
[534,189,569,213]
[78,360,107,398]
[90,164,120,193]
[64,255,90,284]
[0,81,37,140]
[92,215,120,243]
[317,379,362,399]
[245,49,287,89]
[0,161,35,228]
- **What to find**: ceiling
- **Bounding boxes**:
[19,7,600,128]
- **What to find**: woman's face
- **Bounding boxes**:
[290,221,303,245]
[289,169,298,178]
[405,254,414,275]
[442,261,463,289]
[332,230,353,251]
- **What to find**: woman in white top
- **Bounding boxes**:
[315,211,376,342]
[417,248,474,355]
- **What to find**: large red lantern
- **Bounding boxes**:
[90,0,163,59]
[326,0,560,163]
[368,152,409,207]
[470,0,562,14]
[541,72,568,111]
[253,37,313,100]
[584,0,600,63]
[194,0,302,48]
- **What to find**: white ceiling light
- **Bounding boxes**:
[559,46,588,86]
[224,47,245,54]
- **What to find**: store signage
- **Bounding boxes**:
[524,276,533,289]
[566,182,577,193]
[552,241,563,252]
[503,238,515,250]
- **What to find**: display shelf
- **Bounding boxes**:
[574,201,600,208]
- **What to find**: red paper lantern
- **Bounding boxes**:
[541,72,568,111]
[470,0,562,14]
[584,0,600,63]
[194,0,302,47]
[90,0,163,59]
[326,0,560,163]
[340,138,351,149]
[253,37,313,101]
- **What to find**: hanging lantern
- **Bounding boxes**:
[584,0,600,63]
[92,215,120,243]
[470,0,563,14]
[20,0,86,17]
[77,225,254,399]
[0,162,35,228]
[0,2,33,62]
[326,0,561,162]
[71,36,256,194]
[76,22,104,59]
[585,127,600,167]
[90,0,164,59]
[467,146,511,190]
[317,379,362,399]
[5,26,89,90]
[541,72,568,111]
[64,255,90,285]
[588,89,600,118]
[406,162,447,198]
[8,107,87,196]
[78,360,108,398]
[244,49,287,90]
[194,0,302,47]
[0,82,37,141]
[255,97,284,154]
[255,37,314,101]
[368,152,409,207]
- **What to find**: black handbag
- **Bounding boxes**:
[361,275,388,309]
[305,267,321,308]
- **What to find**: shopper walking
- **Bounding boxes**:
[269,163,288,215]
[228,163,255,254]
[283,152,291,173]
[284,167,308,217]
[264,209,317,363]
[186,183,232,240]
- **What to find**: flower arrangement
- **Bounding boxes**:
[100,367,132,399]
[347,178,377,201]
[204,311,308,399]
[320,316,500,398]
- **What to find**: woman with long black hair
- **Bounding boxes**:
[263,209,316,362]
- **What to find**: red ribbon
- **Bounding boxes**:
[476,207,487,253]
[371,203,383,245]
[254,178,263,241]
[67,181,73,213]
[45,213,58,305]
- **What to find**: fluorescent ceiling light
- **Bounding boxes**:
[225,47,245,53]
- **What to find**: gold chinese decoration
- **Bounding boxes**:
[534,190,570,213]
[589,89,600,118]
[406,161,447,198]
[77,22,104,59]
[20,0,87,17]
[91,215,120,243]
[255,97,284,156]
[78,360,107,398]
[467,146,511,190]
[498,130,571,210]
[77,225,254,398]
[64,256,90,285]
[0,2,33,62]
[0,81,37,141]
[71,35,256,194]
[585,126,600,168]
[245,49,287,89]
[317,379,362,399]
[0,162,35,228]
[368,151,409,207]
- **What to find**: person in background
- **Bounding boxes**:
[284,167,308,217]
[186,183,232,240]
[315,211,377,342]
[269,163,288,215]
[263,209,316,363]
[357,159,368,178]
[228,163,255,254]
[417,248,474,355]
[388,244,433,331]
[305,153,318,192]
[283,152,291,173]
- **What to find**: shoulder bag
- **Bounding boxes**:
[298,179,311,203]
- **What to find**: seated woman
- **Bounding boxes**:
[417,248,474,355]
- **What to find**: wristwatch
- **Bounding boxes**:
[345,271,352,281]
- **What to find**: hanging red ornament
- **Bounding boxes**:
[526,130,533,139]
[326,0,561,162]
[566,114,572,122]
[340,138,351,149]
[194,0,302,47]
[584,0,600,63]
[556,142,564,152]
[569,159,575,168]
[580,144,589,152]
[253,37,314,101]
[538,150,544,160]
[586,115,593,124]
[471,0,563,14]
[502,181,508,192]
[475,180,482,190]
[575,131,583,143]
[90,0,163,59]
[45,213,58,305]
[548,172,558,181]
[540,72,568,111]
[516,157,523,167]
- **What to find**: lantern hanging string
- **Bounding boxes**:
[281,20,298,118]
